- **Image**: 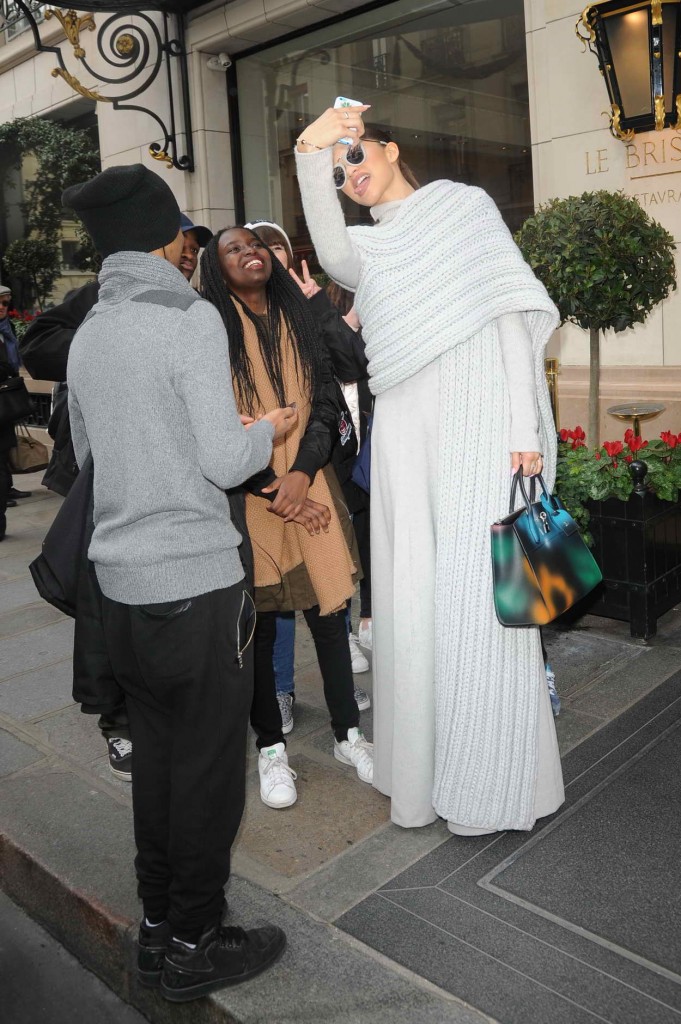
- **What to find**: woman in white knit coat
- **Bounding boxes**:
[295,107,564,835]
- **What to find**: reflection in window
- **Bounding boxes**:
[237,0,532,267]
[0,0,45,41]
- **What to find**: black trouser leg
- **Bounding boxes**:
[251,610,286,750]
[101,583,252,942]
[98,704,131,741]
[0,450,9,524]
[302,605,359,742]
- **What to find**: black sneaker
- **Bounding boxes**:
[160,922,286,1003]
[107,737,132,780]
[137,920,171,987]
[9,488,32,499]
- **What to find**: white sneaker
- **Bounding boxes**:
[357,621,372,651]
[348,634,369,674]
[353,686,371,711]
[334,727,374,784]
[258,743,297,809]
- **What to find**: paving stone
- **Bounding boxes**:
[543,629,640,698]
[0,658,74,721]
[31,703,109,765]
[338,893,602,1024]
[0,550,40,581]
[0,600,66,640]
[0,618,74,681]
[0,574,45,613]
[0,728,44,776]
[214,877,489,1024]
[233,753,389,881]
[553,706,605,754]
[361,888,679,1024]
[568,645,681,718]
[287,818,450,921]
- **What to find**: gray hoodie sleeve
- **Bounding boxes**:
[295,148,362,290]
[173,300,274,488]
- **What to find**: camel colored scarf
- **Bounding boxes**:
[234,301,356,615]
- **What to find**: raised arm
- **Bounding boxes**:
[294,105,370,291]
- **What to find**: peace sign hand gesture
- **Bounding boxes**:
[289,260,321,299]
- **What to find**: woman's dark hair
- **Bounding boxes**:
[362,123,420,191]
[325,281,354,316]
[200,226,322,415]
[247,223,294,271]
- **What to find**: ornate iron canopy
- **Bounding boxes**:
[577,0,681,141]
[6,0,195,170]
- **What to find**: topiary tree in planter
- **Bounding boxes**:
[515,190,676,445]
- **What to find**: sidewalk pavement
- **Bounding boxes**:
[1,476,680,1023]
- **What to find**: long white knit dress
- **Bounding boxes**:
[296,150,565,831]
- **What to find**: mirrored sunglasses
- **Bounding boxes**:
[333,140,388,189]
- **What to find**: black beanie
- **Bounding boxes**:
[62,164,181,258]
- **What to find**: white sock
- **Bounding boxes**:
[145,918,166,928]
[173,937,197,949]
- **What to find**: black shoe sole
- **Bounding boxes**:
[137,968,162,988]
[160,934,286,1003]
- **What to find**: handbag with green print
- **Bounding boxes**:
[491,472,602,627]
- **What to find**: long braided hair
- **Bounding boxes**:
[200,227,323,416]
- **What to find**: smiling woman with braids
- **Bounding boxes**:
[201,227,374,810]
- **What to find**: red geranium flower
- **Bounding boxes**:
[627,435,649,454]
[571,439,586,450]
[594,452,601,460]
[660,431,678,448]
[625,454,633,463]
[559,428,570,442]
[603,441,624,458]
[572,425,586,441]
[624,428,635,444]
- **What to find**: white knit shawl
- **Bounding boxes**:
[347,181,561,829]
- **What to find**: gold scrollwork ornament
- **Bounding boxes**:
[51,67,111,104]
[149,147,173,169]
[45,8,95,61]
[609,104,634,142]
[115,34,135,57]
[651,1,663,26]
[655,93,666,131]
[575,5,597,49]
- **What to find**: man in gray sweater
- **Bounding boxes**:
[64,164,294,1002]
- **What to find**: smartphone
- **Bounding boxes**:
[334,96,364,146]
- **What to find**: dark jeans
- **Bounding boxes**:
[353,507,371,619]
[101,583,253,942]
[252,605,359,748]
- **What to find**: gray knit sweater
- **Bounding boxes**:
[68,252,274,604]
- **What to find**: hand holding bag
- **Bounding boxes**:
[0,376,33,427]
[491,472,602,626]
[8,423,49,474]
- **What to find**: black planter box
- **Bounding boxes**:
[584,489,681,639]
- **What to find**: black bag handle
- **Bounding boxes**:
[509,471,558,515]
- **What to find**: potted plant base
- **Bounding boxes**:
[555,431,681,640]
[585,485,681,640]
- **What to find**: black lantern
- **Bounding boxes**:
[577,0,681,140]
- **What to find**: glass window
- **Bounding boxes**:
[236,0,532,267]
[0,0,45,42]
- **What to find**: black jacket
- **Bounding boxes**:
[0,342,17,453]
[308,291,372,511]
[20,281,100,496]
